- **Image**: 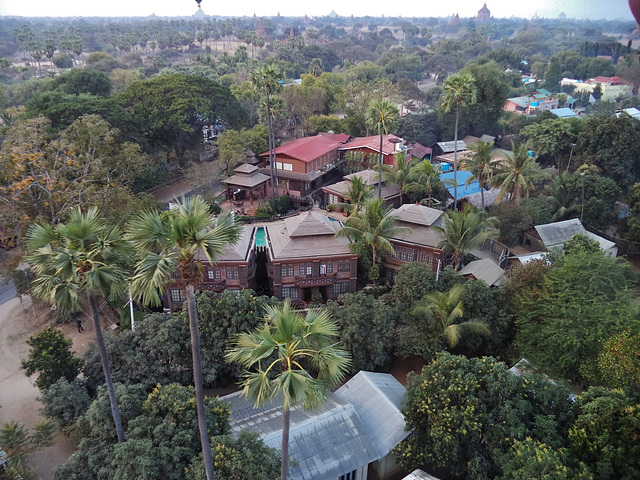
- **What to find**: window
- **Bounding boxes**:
[332,282,350,297]
[338,261,351,273]
[339,469,358,480]
[328,194,339,205]
[275,162,293,172]
[226,268,239,280]
[394,246,418,262]
[170,289,184,303]
[421,252,433,265]
[207,268,222,280]
[281,286,299,299]
[320,263,333,275]
[299,264,312,277]
[281,264,294,277]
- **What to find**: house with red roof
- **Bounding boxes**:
[259,134,348,197]
[338,134,411,167]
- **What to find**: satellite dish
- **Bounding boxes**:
[631,0,640,25]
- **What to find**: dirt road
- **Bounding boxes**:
[0,297,83,479]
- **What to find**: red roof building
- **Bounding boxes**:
[259,134,348,196]
[338,134,411,167]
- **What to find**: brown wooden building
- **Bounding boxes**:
[165,226,257,311]
[322,169,402,209]
[264,212,359,304]
[382,204,445,281]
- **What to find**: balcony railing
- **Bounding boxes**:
[195,280,227,291]
[294,273,337,286]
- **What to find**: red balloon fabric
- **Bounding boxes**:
[630,0,640,25]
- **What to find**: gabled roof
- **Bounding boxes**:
[317,132,351,143]
[223,372,407,480]
[535,218,586,248]
[260,136,343,163]
[346,169,380,185]
[506,96,530,108]
[215,225,255,262]
[411,142,431,159]
[616,107,640,119]
[338,134,404,156]
[589,76,631,85]
[480,134,496,144]
[536,88,552,96]
[335,371,408,460]
[550,107,577,118]
[285,213,336,237]
[392,203,443,227]
[435,140,467,154]
[460,258,506,286]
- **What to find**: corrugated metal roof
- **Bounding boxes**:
[403,470,442,480]
[550,107,577,118]
[223,372,407,480]
[436,140,466,153]
[335,372,408,459]
[460,258,506,286]
[440,170,482,198]
[535,218,586,248]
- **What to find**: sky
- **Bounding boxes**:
[0,0,635,20]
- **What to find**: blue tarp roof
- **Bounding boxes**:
[440,170,482,198]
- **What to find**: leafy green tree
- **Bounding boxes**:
[367,98,399,198]
[395,353,575,480]
[21,327,83,391]
[460,140,499,209]
[515,250,637,382]
[564,233,602,256]
[336,198,410,267]
[252,66,283,196]
[53,68,112,97]
[186,432,281,480]
[491,203,534,246]
[117,73,246,166]
[26,207,133,443]
[330,175,371,215]
[404,160,451,206]
[217,129,245,176]
[226,302,351,480]
[389,262,437,312]
[40,378,91,428]
[326,291,397,372]
[307,114,345,135]
[521,118,581,173]
[128,196,240,480]
[412,284,490,348]
[569,387,640,480]
[0,420,56,480]
[491,144,546,206]
[439,72,477,209]
[584,330,640,391]
[497,438,593,480]
[433,209,497,270]
[375,152,416,196]
[544,56,563,92]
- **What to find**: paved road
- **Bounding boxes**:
[0,280,16,305]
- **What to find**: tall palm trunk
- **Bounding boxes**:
[186,284,216,480]
[266,94,275,198]
[88,293,125,443]
[266,94,279,197]
[281,406,290,480]
[480,180,485,209]
[378,135,383,199]
[453,107,459,212]
[372,244,377,266]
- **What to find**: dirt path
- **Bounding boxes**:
[0,296,97,479]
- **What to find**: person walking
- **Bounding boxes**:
[76,318,84,332]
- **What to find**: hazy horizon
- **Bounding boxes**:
[0,0,636,22]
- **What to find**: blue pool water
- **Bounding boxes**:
[255,227,266,247]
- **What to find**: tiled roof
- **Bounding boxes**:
[260,136,342,163]
[208,225,255,262]
[317,132,351,143]
[391,221,444,249]
[265,212,353,260]
[411,142,431,159]
[338,134,404,156]
[590,76,631,85]
[392,204,443,227]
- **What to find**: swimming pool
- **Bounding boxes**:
[255,227,266,247]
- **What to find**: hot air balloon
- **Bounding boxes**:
[196,0,202,7]
[630,0,640,26]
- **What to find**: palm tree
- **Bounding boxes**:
[433,209,497,270]
[127,196,240,480]
[226,301,351,480]
[490,143,547,206]
[367,99,399,199]
[374,152,415,201]
[336,198,411,266]
[547,173,576,221]
[252,65,283,197]
[412,284,490,348]
[440,73,477,211]
[404,160,453,206]
[460,140,500,209]
[331,175,372,215]
[26,207,132,443]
